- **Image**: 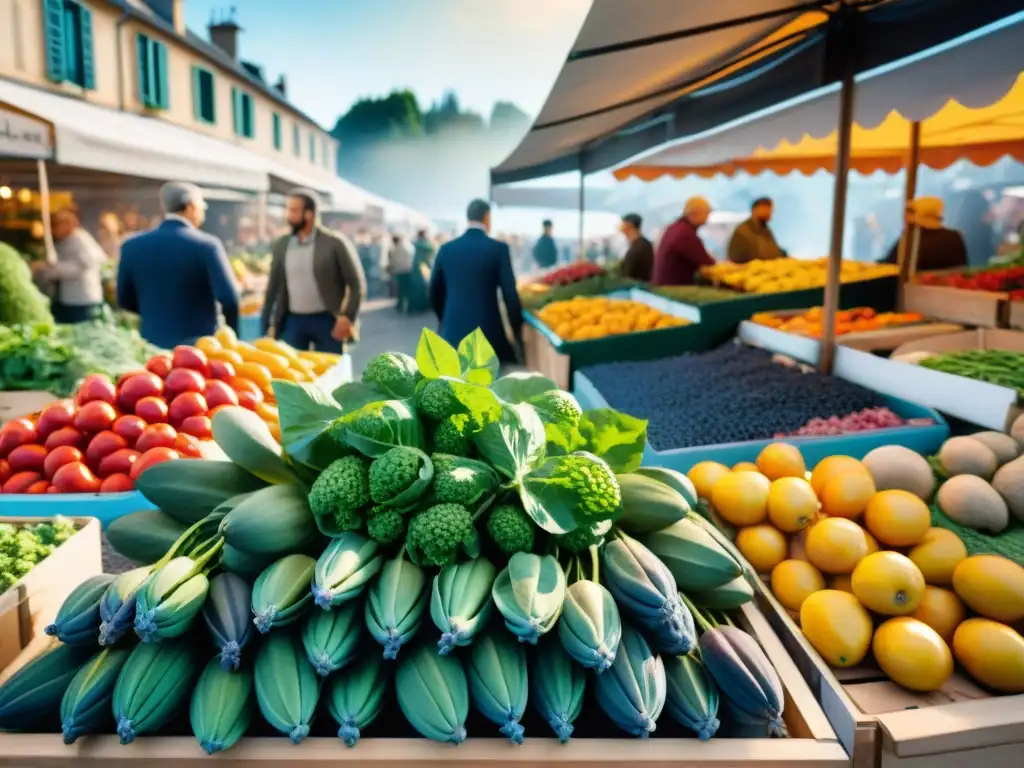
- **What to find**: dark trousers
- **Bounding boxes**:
[280,312,342,353]
[394,272,412,313]
[51,302,102,324]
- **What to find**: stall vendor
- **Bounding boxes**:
[652,197,716,286]
[619,213,654,281]
[883,196,967,272]
[32,209,107,323]
[727,197,786,264]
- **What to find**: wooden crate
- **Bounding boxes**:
[0,601,850,767]
[1007,300,1024,331]
[0,391,58,427]
[522,322,571,390]
[901,284,1008,328]
[752,586,1024,768]
[0,517,102,673]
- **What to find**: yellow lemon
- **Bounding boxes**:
[851,551,926,616]
[756,442,807,481]
[908,528,967,586]
[800,590,873,667]
[767,477,819,533]
[911,586,966,643]
[953,618,1024,694]
[711,471,771,527]
[771,559,825,612]
[873,617,953,692]
[688,461,731,500]
[736,525,788,574]
[732,461,760,473]
[810,455,865,497]
[805,518,869,574]
[863,490,931,547]
[820,468,876,520]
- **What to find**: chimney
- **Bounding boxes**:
[208,7,242,60]
[171,0,185,34]
[274,75,287,98]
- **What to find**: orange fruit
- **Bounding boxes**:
[873,617,953,692]
[805,517,869,574]
[829,574,854,593]
[736,525,788,574]
[911,586,966,643]
[688,461,731,500]
[863,489,931,547]
[820,468,876,519]
[732,461,760,473]
[810,455,865,497]
[757,442,807,481]
[767,477,819,533]
[711,471,771,527]
[908,528,967,586]
[771,559,825,611]
[851,551,926,615]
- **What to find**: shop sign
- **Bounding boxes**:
[0,107,53,160]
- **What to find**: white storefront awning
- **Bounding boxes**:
[0,78,268,192]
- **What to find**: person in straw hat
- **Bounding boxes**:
[883,196,967,272]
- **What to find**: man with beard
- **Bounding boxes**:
[262,189,366,351]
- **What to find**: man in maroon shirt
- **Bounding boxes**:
[652,196,716,286]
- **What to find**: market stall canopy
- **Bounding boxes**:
[614,15,1024,181]
[490,0,1024,186]
[0,78,269,193]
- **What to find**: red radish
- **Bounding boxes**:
[165,368,205,400]
[173,433,203,458]
[179,415,212,439]
[168,392,207,426]
[44,426,85,452]
[7,444,48,473]
[44,446,85,479]
[0,458,10,485]
[52,462,101,494]
[209,360,235,381]
[135,424,177,453]
[99,448,141,477]
[86,431,128,471]
[3,471,43,494]
[75,374,117,406]
[74,401,117,434]
[145,355,173,378]
[25,480,49,494]
[130,447,179,480]
[0,418,38,458]
[100,473,134,493]
[112,415,147,445]
[134,396,169,424]
[36,400,77,439]
[203,380,239,409]
[172,346,210,376]
[118,372,164,413]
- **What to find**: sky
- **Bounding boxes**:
[184,0,591,128]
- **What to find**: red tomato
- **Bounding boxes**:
[46,486,60,494]
[75,373,117,406]
[112,415,147,446]
[98,448,141,477]
[236,391,260,411]
[100,473,134,493]
[25,480,49,494]
[172,346,210,376]
[179,415,212,439]
[130,447,180,480]
[0,458,10,485]
[203,380,239,409]
[168,392,208,426]
[134,396,169,424]
[173,433,204,458]
[165,368,206,400]
[209,360,236,381]
[7,444,48,473]
[44,426,85,452]
[52,462,102,494]
[44,445,85,479]
[74,401,117,434]
[0,418,38,458]
[3,471,43,494]
[86,431,128,472]
[36,400,77,439]
[116,370,149,388]
[145,355,173,379]
[119,372,164,413]
[135,423,178,453]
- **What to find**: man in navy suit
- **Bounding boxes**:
[430,199,523,364]
[117,182,239,349]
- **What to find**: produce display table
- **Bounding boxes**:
[834,329,1024,432]
[0,601,849,768]
[573,371,948,474]
[750,586,1024,768]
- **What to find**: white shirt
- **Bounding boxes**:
[48,228,107,306]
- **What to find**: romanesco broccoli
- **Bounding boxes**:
[362,351,420,396]
[366,506,406,545]
[542,453,621,522]
[308,456,371,532]
[486,504,535,555]
[555,519,612,553]
[417,379,463,421]
[431,454,499,507]
[369,446,434,506]
[406,503,474,566]
[528,390,582,427]
[328,404,394,446]
[0,518,76,592]
[433,417,472,456]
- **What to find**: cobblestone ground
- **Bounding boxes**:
[102,300,433,573]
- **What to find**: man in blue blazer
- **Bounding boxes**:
[118,182,239,349]
[430,199,523,364]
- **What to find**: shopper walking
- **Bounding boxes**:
[262,189,366,352]
[406,229,435,314]
[117,183,238,348]
[388,234,414,313]
[727,197,786,264]
[532,219,558,270]
[618,212,654,281]
[34,209,107,323]
[652,197,716,286]
[430,199,523,365]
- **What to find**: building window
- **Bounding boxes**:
[293,124,301,156]
[232,87,255,139]
[137,34,169,110]
[309,134,316,163]
[43,0,95,89]
[192,67,216,124]
[272,113,282,150]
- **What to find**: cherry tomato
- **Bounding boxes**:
[135,396,169,424]
[75,374,117,407]
[0,458,10,485]
[44,445,85,480]
[145,355,173,379]
[130,447,180,481]
[44,426,85,452]
[86,431,128,473]
[136,423,178,453]
[25,480,49,494]
[36,400,77,439]
[98,448,141,477]
[74,401,118,434]
[112,415,147,446]
[100,473,134,493]
[51,462,102,494]
[168,392,208,427]
[0,418,38,458]
[3,471,43,494]
[7,444,48,473]
[173,433,204,458]
[178,413,212,439]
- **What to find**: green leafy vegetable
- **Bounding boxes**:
[416,329,462,379]
[473,402,546,482]
[457,329,499,386]
[273,380,347,470]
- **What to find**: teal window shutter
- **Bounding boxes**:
[136,34,151,105]
[78,4,95,90]
[232,86,241,135]
[156,42,169,109]
[272,113,282,150]
[192,67,215,124]
[42,0,65,83]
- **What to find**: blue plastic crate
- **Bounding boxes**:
[573,371,949,473]
[0,491,155,528]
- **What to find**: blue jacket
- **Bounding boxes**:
[429,228,523,363]
[117,219,239,349]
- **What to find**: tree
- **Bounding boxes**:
[330,90,423,150]
[423,91,484,135]
[489,101,530,132]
